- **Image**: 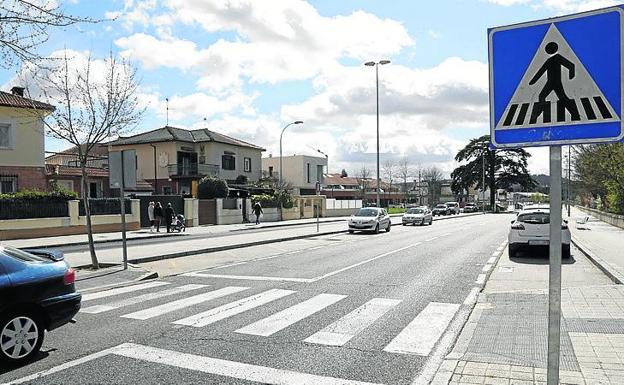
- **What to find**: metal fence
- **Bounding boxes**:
[0,200,69,220]
[79,199,131,216]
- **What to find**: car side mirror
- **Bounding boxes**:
[511,220,515,224]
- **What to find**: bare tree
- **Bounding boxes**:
[422,167,444,204]
[397,157,413,204]
[0,0,99,68]
[355,165,372,204]
[382,159,397,205]
[30,51,145,269]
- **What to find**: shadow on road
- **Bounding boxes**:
[510,246,577,265]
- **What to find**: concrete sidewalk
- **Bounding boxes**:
[431,216,624,384]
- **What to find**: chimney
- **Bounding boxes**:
[11,87,25,97]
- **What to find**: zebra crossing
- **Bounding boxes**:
[79,280,465,357]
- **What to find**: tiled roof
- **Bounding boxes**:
[0,91,55,111]
[324,174,392,189]
[57,143,109,157]
[111,126,265,151]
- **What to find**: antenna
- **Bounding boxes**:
[165,98,169,126]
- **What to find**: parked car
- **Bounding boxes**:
[432,204,450,216]
[463,203,478,213]
[402,207,433,226]
[445,202,460,215]
[348,207,391,234]
[508,209,571,258]
[0,246,81,365]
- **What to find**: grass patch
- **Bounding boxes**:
[387,207,406,214]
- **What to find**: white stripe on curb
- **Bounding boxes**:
[487,256,497,264]
[475,274,486,285]
[463,288,481,306]
[482,264,492,273]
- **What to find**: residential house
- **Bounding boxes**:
[322,173,402,206]
[45,144,112,198]
[261,155,327,195]
[0,87,55,193]
[109,126,265,195]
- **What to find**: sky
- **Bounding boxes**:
[2,0,622,177]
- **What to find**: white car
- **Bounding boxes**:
[508,208,571,258]
[348,207,391,234]
[402,207,433,226]
[445,202,460,215]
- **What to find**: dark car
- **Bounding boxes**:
[0,246,81,365]
[432,204,450,216]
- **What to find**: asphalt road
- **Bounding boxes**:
[1,213,512,385]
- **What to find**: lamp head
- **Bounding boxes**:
[379,60,391,65]
[364,61,376,66]
[294,120,303,124]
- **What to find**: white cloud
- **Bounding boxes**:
[487,0,621,11]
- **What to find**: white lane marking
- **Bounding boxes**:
[114,343,384,385]
[425,236,439,242]
[81,284,208,314]
[304,298,401,346]
[173,289,296,327]
[384,302,460,356]
[81,281,170,302]
[212,261,248,270]
[310,242,422,282]
[463,288,480,306]
[475,274,486,285]
[482,264,492,273]
[236,294,347,337]
[183,272,314,283]
[121,286,249,320]
[487,256,497,264]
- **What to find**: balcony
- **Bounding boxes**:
[168,163,220,177]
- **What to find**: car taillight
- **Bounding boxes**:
[64,268,76,285]
[511,223,525,230]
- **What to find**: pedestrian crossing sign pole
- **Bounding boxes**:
[489,6,624,385]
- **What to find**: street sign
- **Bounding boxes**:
[489,7,624,148]
[109,150,137,189]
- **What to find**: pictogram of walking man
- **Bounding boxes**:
[529,41,575,102]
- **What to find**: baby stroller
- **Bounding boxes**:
[171,214,186,232]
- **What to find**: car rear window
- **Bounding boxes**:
[1,247,49,263]
[517,212,550,224]
[407,208,424,214]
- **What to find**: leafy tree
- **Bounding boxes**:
[422,167,443,204]
[235,175,249,185]
[340,169,348,178]
[198,176,229,199]
[575,143,624,213]
[355,165,372,203]
[451,135,536,210]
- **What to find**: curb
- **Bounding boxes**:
[571,236,624,284]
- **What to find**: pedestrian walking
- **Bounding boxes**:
[148,201,155,233]
[154,202,163,232]
[165,203,175,233]
[253,202,263,225]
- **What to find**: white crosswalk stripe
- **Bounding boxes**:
[235,293,347,337]
[121,286,249,320]
[81,281,170,302]
[383,302,460,356]
[304,298,401,346]
[81,284,208,314]
[173,289,296,327]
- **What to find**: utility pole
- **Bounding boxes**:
[482,145,486,214]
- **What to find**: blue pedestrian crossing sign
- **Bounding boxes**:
[489,7,624,148]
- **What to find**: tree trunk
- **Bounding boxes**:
[81,164,99,269]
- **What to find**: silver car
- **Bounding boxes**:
[402,207,433,226]
[348,207,391,234]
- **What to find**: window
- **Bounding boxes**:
[0,175,17,193]
[306,163,310,183]
[163,186,172,195]
[317,165,324,183]
[0,123,13,149]
[222,154,236,170]
[244,157,252,173]
[268,166,274,177]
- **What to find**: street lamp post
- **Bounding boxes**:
[365,59,390,208]
[279,120,304,189]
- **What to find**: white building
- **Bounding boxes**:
[262,155,327,195]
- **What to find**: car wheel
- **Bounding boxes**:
[374,224,380,234]
[348,230,354,234]
[0,310,45,365]
[402,223,406,226]
[429,218,433,225]
[508,245,517,258]
[386,223,391,232]
[563,244,571,259]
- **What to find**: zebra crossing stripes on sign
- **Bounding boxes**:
[489,6,624,148]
